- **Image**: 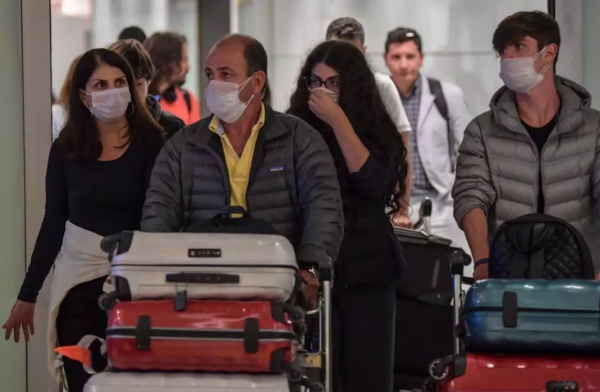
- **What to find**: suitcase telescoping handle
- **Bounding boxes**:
[449,249,471,355]
[166,272,240,284]
[414,198,433,234]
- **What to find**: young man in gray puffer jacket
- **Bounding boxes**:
[452,11,600,280]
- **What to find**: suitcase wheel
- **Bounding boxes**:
[293,320,308,336]
[310,381,325,392]
[422,378,436,392]
[284,304,306,323]
[98,291,119,311]
[428,358,449,380]
[298,375,324,392]
[285,363,304,383]
[303,379,325,392]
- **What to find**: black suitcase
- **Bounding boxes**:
[394,227,455,391]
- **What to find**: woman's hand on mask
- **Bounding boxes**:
[308,89,346,128]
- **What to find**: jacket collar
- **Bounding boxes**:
[490,76,589,136]
[188,105,288,148]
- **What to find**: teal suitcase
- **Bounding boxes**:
[463,279,600,353]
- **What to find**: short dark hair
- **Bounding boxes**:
[244,36,271,105]
[118,26,147,43]
[222,34,271,106]
[385,27,422,53]
[493,11,560,66]
[326,17,365,45]
[144,32,187,95]
[109,39,156,81]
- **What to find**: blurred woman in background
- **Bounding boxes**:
[110,39,185,139]
[52,55,81,141]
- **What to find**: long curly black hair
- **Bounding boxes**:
[287,40,408,221]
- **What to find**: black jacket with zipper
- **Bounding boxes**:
[141,106,344,269]
[146,95,186,140]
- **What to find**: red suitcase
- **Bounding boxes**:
[436,353,600,392]
[106,300,300,373]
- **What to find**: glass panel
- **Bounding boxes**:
[235,0,547,113]
[51,0,201,139]
[0,0,26,388]
[583,0,600,109]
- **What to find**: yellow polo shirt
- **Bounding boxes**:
[208,103,266,211]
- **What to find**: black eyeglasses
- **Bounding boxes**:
[304,75,342,92]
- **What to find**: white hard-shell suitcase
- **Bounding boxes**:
[99,231,298,308]
[84,372,290,392]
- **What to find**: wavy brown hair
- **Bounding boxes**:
[109,39,156,81]
[287,40,408,220]
[58,48,164,161]
[56,55,81,108]
[144,32,187,95]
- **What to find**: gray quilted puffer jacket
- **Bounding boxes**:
[453,76,600,272]
[141,107,344,267]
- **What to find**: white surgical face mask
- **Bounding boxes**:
[84,87,131,123]
[499,47,550,94]
[205,76,255,123]
[308,86,340,103]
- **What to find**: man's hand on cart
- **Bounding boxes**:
[299,269,320,309]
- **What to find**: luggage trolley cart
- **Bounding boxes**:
[98,231,333,392]
[295,263,334,392]
[424,249,472,392]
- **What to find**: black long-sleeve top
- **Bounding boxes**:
[335,154,406,287]
[18,139,162,302]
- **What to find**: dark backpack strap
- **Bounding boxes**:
[528,223,555,278]
[506,222,555,278]
[427,78,449,122]
[427,78,453,170]
[182,88,192,113]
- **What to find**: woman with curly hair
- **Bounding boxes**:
[288,40,408,392]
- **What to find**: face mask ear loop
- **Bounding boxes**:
[239,74,256,106]
[80,88,92,112]
[532,46,548,61]
[238,74,255,92]
[532,46,550,77]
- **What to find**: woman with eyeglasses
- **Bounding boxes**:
[2,48,164,392]
[287,40,408,392]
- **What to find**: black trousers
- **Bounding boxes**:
[332,281,397,392]
[56,276,108,392]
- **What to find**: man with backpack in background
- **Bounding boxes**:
[384,27,471,255]
[145,32,201,125]
[452,11,600,281]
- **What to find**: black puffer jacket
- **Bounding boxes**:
[146,95,185,140]
[141,106,344,268]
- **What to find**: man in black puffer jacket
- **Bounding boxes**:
[142,34,344,305]
[110,39,185,140]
